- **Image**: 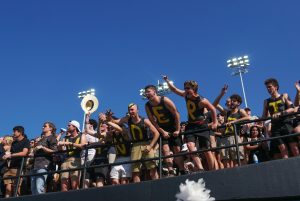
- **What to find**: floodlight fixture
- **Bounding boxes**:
[77,88,96,99]
[227,55,250,107]
[139,79,174,99]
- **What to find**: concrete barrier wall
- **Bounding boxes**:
[8,157,300,201]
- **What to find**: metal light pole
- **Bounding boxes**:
[140,80,174,99]
[227,55,250,108]
[78,88,96,129]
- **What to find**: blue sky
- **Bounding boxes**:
[0,0,299,139]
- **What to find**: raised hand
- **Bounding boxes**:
[85,112,91,124]
[98,112,107,122]
[221,84,228,95]
[162,75,168,81]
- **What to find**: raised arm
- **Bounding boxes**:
[294,81,300,107]
[107,121,123,133]
[163,75,185,97]
[213,84,228,114]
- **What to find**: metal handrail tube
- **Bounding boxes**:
[1,111,300,197]
[13,157,25,197]
[233,124,242,166]
[158,136,162,178]
[81,147,89,189]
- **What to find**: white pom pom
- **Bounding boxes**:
[175,179,215,201]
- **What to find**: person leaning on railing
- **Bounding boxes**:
[99,112,132,185]
[2,126,30,198]
[108,103,160,183]
[214,93,251,168]
[58,120,86,192]
[144,84,186,176]
[262,78,299,159]
[164,76,219,171]
[81,113,98,188]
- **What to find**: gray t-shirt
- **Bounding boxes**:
[33,135,58,170]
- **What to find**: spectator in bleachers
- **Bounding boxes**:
[262,78,299,158]
[99,113,132,185]
[58,120,86,191]
[245,125,269,164]
[81,113,98,188]
[144,84,186,176]
[215,94,251,167]
[30,122,58,195]
[215,113,225,169]
[2,126,30,198]
[90,120,109,188]
[164,77,218,171]
[109,103,159,182]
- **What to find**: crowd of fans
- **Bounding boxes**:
[0,77,300,198]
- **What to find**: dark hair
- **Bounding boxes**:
[184,80,198,93]
[13,126,25,135]
[89,119,98,130]
[217,113,224,117]
[244,107,251,112]
[230,94,243,104]
[180,121,187,126]
[144,85,157,92]
[44,121,57,135]
[250,125,261,137]
[264,78,279,90]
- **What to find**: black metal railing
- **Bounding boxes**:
[1,110,299,197]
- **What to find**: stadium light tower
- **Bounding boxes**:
[77,88,96,128]
[139,80,174,99]
[78,88,95,98]
[227,55,250,108]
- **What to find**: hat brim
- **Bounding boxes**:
[81,94,99,114]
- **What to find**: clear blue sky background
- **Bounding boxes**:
[1,0,300,139]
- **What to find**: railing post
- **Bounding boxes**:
[14,156,25,197]
[233,123,241,166]
[81,145,89,189]
[158,136,162,178]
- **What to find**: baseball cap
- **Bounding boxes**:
[69,120,81,132]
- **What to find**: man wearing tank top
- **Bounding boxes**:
[262,78,299,158]
[144,84,186,176]
[108,103,159,182]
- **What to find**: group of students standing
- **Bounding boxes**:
[1,76,300,198]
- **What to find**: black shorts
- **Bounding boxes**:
[269,140,281,157]
[92,157,109,180]
[161,135,183,147]
[184,123,211,149]
[160,125,183,147]
[271,120,296,145]
[216,136,226,153]
[293,118,300,128]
